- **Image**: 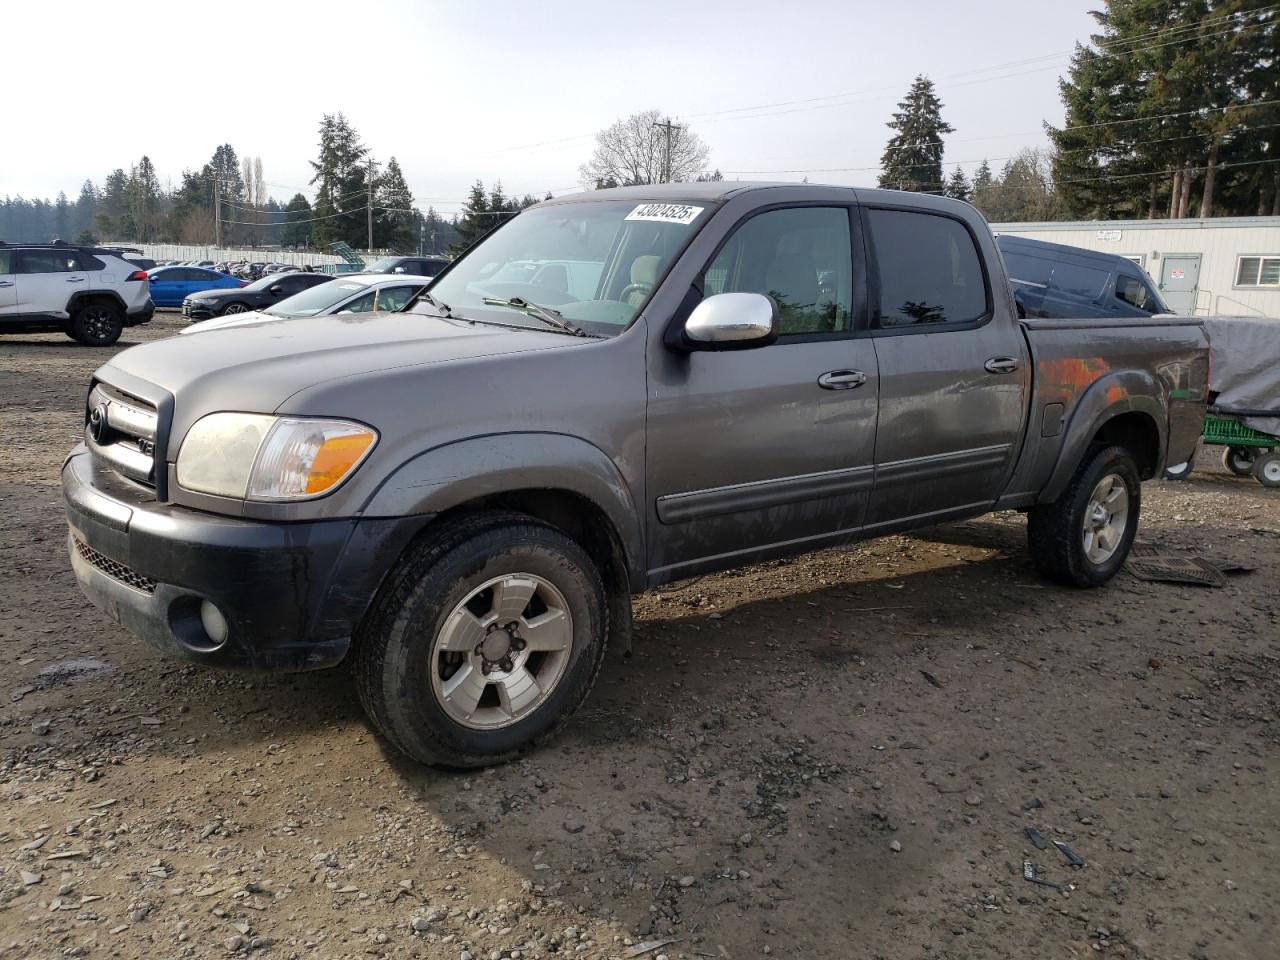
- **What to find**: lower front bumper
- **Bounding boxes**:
[63,449,429,672]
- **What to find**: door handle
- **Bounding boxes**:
[984,357,1020,375]
[817,370,867,390]
[66,277,85,283]
[0,280,13,288]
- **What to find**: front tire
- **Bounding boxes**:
[219,302,250,316]
[1028,445,1141,588]
[355,513,608,768]
[70,301,123,346]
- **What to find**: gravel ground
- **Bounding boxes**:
[1,314,1277,960]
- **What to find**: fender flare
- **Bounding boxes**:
[66,289,127,316]
[361,432,645,583]
[1041,369,1167,502]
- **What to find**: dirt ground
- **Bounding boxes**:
[1,314,1277,960]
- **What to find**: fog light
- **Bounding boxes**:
[199,601,229,645]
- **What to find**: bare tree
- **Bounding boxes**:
[579,109,711,187]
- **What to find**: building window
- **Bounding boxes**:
[1236,256,1280,287]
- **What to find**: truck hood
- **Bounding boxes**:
[101,311,575,413]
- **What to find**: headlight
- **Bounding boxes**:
[176,413,376,501]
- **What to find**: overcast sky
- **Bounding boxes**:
[3,0,1100,215]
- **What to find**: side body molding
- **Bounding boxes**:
[361,432,646,586]
[1039,369,1168,503]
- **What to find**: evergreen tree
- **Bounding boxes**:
[449,181,491,255]
[309,113,367,246]
[374,156,417,250]
[73,181,98,239]
[96,169,133,240]
[281,194,313,248]
[878,75,954,193]
[129,156,162,241]
[944,166,972,203]
[53,192,71,239]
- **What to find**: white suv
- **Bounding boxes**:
[0,241,155,346]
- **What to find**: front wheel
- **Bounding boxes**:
[1028,445,1141,588]
[355,513,608,768]
[219,302,250,316]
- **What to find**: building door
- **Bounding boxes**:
[1158,254,1201,315]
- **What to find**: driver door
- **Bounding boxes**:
[645,205,879,581]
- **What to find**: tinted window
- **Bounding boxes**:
[1004,250,1108,300]
[17,250,79,274]
[0,250,10,273]
[868,209,986,328]
[705,206,853,336]
[1116,274,1157,312]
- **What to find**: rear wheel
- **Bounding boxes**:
[355,513,608,768]
[1222,446,1255,476]
[70,301,123,346]
[1253,451,1280,488]
[1028,445,1141,588]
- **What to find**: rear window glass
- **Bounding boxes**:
[868,209,987,327]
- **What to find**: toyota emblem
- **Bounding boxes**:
[88,403,109,443]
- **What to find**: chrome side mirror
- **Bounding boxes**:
[680,292,778,351]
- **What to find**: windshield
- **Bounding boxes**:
[243,274,287,292]
[414,199,712,336]
[265,280,370,318]
[366,257,401,273]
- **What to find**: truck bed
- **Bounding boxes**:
[998,316,1210,508]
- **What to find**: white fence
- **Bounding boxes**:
[112,243,399,267]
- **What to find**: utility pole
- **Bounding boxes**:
[366,157,379,254]
[213,175,221,250]
[652,117,679,183]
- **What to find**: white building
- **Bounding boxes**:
[990,216,1280,317]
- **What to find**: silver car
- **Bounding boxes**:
[181,273,431,334]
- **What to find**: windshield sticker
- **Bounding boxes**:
[625,203,704,225]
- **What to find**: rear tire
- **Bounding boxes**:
[1028,445,1141,588]
[355,512,608,768]
[1223,446,1255,476]
[70,301,123,346]
[1253,451,1280,488]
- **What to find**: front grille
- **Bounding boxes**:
[73,536,157,594]
[86,382,159,488]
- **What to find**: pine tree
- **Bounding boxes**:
[53,192,71,240]
[878,75,954,193]
[129,156,161,241]
[73,181,98,240]
[450,181,491,255]
[281,194,313,248]
[944,167,972,203]
[374,157,416,250]
[96,169,133,240]
[309,113,367,246]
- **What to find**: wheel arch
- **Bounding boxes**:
[1041,371,1167,502]
[67,290,126,315]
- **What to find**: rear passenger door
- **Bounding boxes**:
[863,206,1029,530]
[14,249,86,317]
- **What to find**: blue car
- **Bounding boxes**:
[146,266,243,307]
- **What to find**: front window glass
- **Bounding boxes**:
[1115,274,1164,312]
[337,291,378,313]
[366,257,401,273]
[266,280,368,318]
[416,200,712,336]
[375,285,420,311]
[704,207,852,336]
[18,251,78,274]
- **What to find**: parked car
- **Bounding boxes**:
[0,240,153,345]
[182,274,432,334]
[997,235,1174,319]
[180,270,332,319]
[63,184,1208,768]
[146,265,243,307]
[366,255,450,277]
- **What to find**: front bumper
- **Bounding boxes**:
[125,298,155,326]
[62,447,428,672]
[181,300,217,320]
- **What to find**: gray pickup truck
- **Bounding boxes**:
[63,184,1208,767]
